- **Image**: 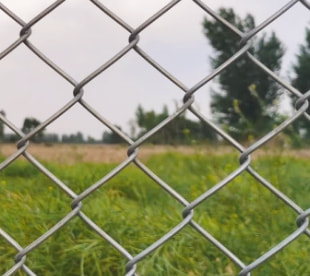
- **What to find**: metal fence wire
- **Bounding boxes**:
[1,1,310,275]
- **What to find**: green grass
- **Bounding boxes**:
[1,152,310,275]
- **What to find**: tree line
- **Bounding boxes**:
[0,106,216,145]
[1,8,310,146]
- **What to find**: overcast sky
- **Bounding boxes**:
[1,0,309,139]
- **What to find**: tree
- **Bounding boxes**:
[22,117,44,142]
[22,117,41,133]
[102,126,124,144]
[135,104,169,134]
[203,8,284,140]
[61,132,84,143]
[291,27,310,140]
[134,105,216,144]
[41,133,60,143]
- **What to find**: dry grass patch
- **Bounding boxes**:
[1,143,310,164]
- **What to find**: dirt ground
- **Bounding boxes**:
[0,143,309,164]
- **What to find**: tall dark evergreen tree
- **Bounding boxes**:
[203,8,284,140]
[291,27,310,139]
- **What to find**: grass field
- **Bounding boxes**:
[1,144,310,275]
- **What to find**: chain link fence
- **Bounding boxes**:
[1,1,310,275]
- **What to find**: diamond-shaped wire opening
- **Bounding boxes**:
[145,152,240,201]
[195,0,310,132]
[0,1,57,22]
[82,50,187,135]
[192,166,308,269]
[76,164,194,269]
[136,0,214,87]
[26,0,130,80]
[20,217,131,275]
[250,154,310,210]
[208,68,293,143]
[246,1,310,71]
[37,103,124,144]
[0,158,77,273]
[0,156,73,226]
[0,45,73,133]
[130,226,240,275]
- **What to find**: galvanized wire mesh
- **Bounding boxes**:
[1,1,310,275]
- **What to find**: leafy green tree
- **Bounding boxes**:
[135,105,216,144]
[203,8,284,140]
[102,126,124,144]
[22,117,41,134]
[135,104,169,134]
[291,27,310,140]
[22,117,44,142]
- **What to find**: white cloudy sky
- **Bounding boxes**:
[0,0,309,139]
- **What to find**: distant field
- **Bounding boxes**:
[0,143,237,164]
[1,144,310,275]
[1,143,310,164]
